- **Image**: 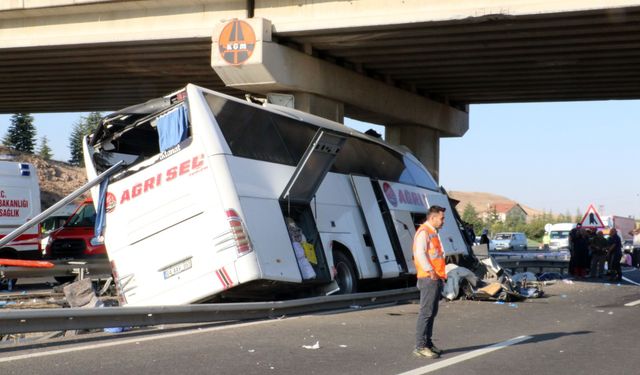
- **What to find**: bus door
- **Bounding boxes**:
[280,130,346,282]
[424,192,468,256]
[350,175,403,279]
[385,209,416,274]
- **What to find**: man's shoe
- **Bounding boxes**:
[413,347,440,358]
[429,345,443,355]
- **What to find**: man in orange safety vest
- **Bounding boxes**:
[412,205,447,359]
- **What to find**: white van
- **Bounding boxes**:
[83,84,468,306]
[0,161,42,259]
[548,223,576,250]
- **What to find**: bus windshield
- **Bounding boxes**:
[65,203,97,228]
[550,231,570,239]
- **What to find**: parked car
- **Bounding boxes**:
[493,232,528,251]
[43,198,106,260]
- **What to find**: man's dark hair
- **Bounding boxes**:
[427,205,446,218]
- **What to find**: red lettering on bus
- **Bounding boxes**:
[166,166,178,181]
[411,192,420,205]
[120,190,131,204]
[192,155,204,169]
[143,177,155,193]
[179,160,190,176]
[116,154,206,206]
[132,183,143,198]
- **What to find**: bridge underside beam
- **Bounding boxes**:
[212,23,468,137]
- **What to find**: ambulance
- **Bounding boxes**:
[0,161,42,259]
[83,84,469,306]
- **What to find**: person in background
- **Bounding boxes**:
[462,222,476,247]
[606,228,623,282]
[589,230,608,279]
[480,229,491,248]
[629,228,640,268]
[412,205,447,359]
[541,231,550,250]
[572,228,590,278]
[568,223,582,275]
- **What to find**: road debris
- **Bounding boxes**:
[302,341,320,349]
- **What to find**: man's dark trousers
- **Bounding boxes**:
[610,253,622,281]
[416,277,442,349]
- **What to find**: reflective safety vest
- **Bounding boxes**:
[413,223,447,279]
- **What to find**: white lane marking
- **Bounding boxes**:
[0,317,298,363]
[624,299,640,307]
[622,276,640,286]
[397,335,533,375]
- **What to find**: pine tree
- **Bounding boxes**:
[37,136,53,160]
[3,113,36,153]
[462,203,482,231]
[68,121,85,166]
[485,205,500,225]
[68,112,102,166]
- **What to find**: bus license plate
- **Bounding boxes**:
[163,258,192,279]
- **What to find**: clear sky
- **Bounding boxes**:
[2,100,639,218]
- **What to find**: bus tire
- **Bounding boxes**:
[334,251,358,294]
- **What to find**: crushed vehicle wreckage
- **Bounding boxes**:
[441,244,553,302]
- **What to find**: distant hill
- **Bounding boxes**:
[0,146,87,209]
[448,190,545,217]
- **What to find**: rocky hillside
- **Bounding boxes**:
[0,146,87,209]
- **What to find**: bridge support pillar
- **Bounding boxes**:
[293,92,344,123]
[385,125,440,182]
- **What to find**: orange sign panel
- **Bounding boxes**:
[218,20,257,65]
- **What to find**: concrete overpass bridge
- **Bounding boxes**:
[2,0,640,177]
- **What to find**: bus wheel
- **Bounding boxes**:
[334,251,357,294]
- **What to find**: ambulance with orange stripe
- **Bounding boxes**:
[0,160,42,260]
[83,84,468,306]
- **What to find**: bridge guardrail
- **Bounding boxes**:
[0,287,419,335]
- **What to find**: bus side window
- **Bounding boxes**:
[157,106,189,152]
[411,213,426,229]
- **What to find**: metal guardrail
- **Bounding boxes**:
[491,251,569,273]
[491,251,570,261]
[497,258,569,274]
[0,287,419,335]
[0,254,571,335]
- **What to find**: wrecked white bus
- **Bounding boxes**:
[83,84,468,306]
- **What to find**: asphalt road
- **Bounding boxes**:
[1,275,639,375]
